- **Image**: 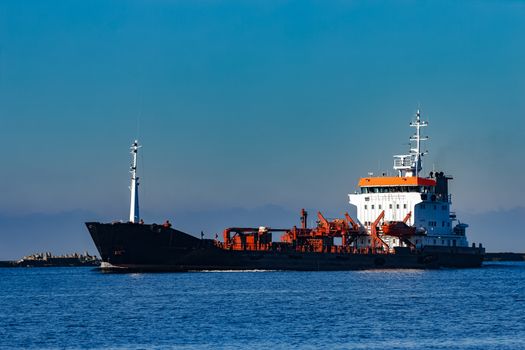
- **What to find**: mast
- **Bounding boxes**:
[393,109,428,177]
[129,140,141,223]
[409,109,428,177]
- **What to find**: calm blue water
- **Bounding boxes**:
[1,262,524,350]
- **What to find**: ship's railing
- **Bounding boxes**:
[219,243,273,251]
[215,241,395,255]
[393,155,413,168]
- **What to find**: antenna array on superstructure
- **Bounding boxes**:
[393,109,429,177]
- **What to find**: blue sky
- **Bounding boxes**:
[0,0,524,258]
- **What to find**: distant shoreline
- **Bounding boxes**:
[484,253,525,261]
[0,260,100,268]
[0,252,100,268]
[1,252,524,268]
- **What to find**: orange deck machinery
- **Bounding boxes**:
[222,209,368,253]
[381,212,416,237]
[223,227,288,251]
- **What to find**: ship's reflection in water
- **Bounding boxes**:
[0,262,523,350]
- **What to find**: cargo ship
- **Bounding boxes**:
[86,110,484,271]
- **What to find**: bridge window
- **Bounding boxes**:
[371,205,375,209]
[396,204,400,209]
[389,204,392,209]
[364,205,367,210]
[403,204,407,209]
[378,205,382,209]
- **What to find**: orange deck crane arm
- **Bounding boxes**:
[317,212,329,227]
[370,211,389,250]
[344,212,360,231]
[403,211,412,224]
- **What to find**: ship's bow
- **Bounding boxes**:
[85,222,205,271]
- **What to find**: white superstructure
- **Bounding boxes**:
[348,110,469,250]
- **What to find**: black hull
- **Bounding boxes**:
[86,222,485,272]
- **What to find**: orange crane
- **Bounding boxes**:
[344,212,361,231]
[403,211,412,224]
[370,210,389,251]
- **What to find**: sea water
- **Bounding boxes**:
[0,262,524,349]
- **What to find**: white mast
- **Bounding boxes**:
[393,109,428,177]
[409,109,428,177]
[129,140,141,223]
